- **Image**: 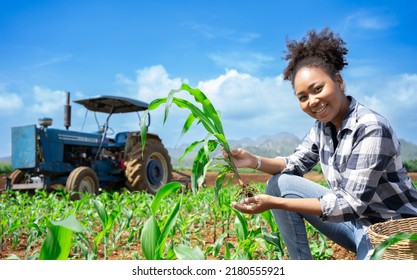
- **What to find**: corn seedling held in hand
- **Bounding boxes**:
[140,83,254,199]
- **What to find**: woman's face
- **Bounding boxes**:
[293,67,348,130]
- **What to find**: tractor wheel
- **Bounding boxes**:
[66,166,99,200]
[7,169,26,190]
[124,137,172,194]
[9,169,26,184]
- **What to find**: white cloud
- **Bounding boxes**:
[348,73,417,140]
[31,86,68,115]
[0,85,23,114]
[345,64,380,78]
[117,65,185,102]
[344,10,398,31]
[209,52,275,74]
[391,74,417,105]
[33,53,73,69]
[238,32,260,43]
[183,22,260,43]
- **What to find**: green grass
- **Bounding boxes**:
[0,162,12,174]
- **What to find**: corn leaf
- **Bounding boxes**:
[93,209,119,253]
[148,97,169,111]
[156,199,182,258]
[370,231,417,260]
[139,111,149,153]
[261,228,285,256]
[141,215,161,260]
[150,95,217,134]
[180,113,196,139]
[232,209,249,241]
[39,214,84,260]
[151,181,182,214]
[93,200,108,227]
[212,231,229,257]
[178,139,203,166]
[174,244,206,260]
[260,210,278,232]
[179,83,224,135]
[190,140,218,193]
[121,207,133,229]
[164,88,177,123]
[170,97,216,134]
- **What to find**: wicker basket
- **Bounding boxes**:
[368,217,417,260]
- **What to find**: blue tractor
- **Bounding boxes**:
[6,93,173,199]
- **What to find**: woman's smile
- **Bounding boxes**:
[312,103,327,115]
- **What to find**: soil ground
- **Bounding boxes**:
[1,172,417,260]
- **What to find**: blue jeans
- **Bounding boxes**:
[265,173,373,260]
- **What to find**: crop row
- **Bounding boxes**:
[0,181,337,260]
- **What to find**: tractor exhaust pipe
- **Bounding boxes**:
[64,91,71,130]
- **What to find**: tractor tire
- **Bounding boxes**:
[66,166,99,200]
[7,169,26,190]
[9,169,26,184]
[124,137,172,194]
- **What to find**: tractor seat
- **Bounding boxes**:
[114,132,129,146]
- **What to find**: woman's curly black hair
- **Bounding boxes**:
[283,28,348,83]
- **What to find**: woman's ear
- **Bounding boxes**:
[335,73,345,92]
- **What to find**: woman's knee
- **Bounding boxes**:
[265,173,292,196]
[266,173,329,199]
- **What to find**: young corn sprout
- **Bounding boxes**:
[140,83,254,199]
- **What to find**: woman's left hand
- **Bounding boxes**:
[231,194,275,214]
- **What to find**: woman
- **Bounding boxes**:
[227,28,417,260]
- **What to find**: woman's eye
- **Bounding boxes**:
[314,85,323,93]
[298,95,307,102]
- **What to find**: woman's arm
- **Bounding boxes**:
[232,195,323,216]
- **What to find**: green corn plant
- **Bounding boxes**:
[39,214,84,260]
[140,181,183,260]
[140,83,254,199]
[206,230,234,259]
[260,210,285,259]
[140,181,206,260]
[233,208,249,242]
[92,199,120,259]
[232,208,263,260]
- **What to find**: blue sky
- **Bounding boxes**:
[1,0,417,158]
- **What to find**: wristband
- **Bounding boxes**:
[255,156,262,170]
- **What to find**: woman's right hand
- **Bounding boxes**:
[222,148,257,169]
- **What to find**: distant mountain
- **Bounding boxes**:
[0,156,11,163]
[167,133,417,168]
[168,132,301,168]
[400,139,417,161]
[228,132,301,158]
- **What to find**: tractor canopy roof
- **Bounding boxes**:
[74,95,149,114]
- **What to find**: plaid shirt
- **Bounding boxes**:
[282,96,417,224]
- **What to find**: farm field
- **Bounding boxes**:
[1,171,416,260]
